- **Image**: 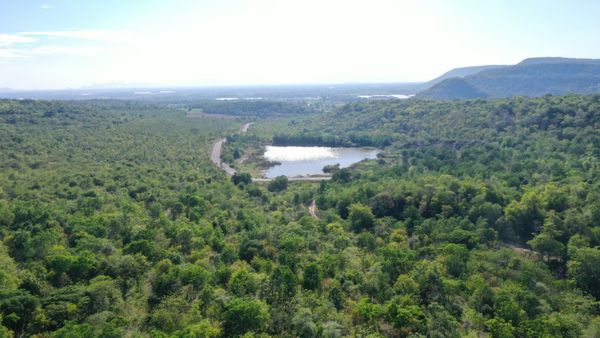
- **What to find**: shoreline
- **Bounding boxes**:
[210,122,333,182]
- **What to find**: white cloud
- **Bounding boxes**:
[28,45,105,56]
[0,45,105,59]
[0,48,27,58]
[40,4,54,10]
[0,33,36,47]
[20,30,124,43]
[0,30,122,59]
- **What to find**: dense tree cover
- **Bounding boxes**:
[302,94,600,183]
[272,132,392,148]
[417,77,489,100]
[237,94,600,336]
[188,100,316,117]
[0,95,599,337]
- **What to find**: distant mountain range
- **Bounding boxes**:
[418,57,600,99]
[2,57,599,101]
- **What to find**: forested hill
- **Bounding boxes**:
[417,77,489,100]
[308,94,600,158]
[418,57,600,99]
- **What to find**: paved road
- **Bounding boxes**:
[210,138,237,176]
[210,123,252,176]
[240,122,253,133]
[210,122,333,182]
[210,139,224,167]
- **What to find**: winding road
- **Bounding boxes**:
[210,139,236,175]
[210,122,253,175]
[210,122,332,182]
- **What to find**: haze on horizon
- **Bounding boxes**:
[1,0,599,90]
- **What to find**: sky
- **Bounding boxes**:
[0,0,599,90]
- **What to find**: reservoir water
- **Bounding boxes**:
[263,146,380,178]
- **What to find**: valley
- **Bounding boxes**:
[2,1,600,337]
[1,93,599,337]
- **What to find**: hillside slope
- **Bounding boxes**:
[418,57,600,99]
[419,77,489,100]
[425,64,507,86]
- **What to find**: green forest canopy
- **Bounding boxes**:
[0,95,599,337]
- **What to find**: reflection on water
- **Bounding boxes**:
[264,146,379,178]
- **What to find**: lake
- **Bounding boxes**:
[263,146,380,178]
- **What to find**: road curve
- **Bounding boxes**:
[210,138,236,176]
[209,123,252,176]
[210,122,332,182]
[210,139,224,167]
[240,122,253,133]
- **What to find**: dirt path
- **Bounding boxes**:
[308,200,319,219]
[505,243,534,255]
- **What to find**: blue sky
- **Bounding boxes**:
[1,0,599,89]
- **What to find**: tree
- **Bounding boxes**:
[267,176,288,192]
[502,192,544,241]
[485,318,515,338]
[329,285,344,310]
[357,232,377,251]
[355,298,384,328]
[292,308,317,338]
[336,196,352,219]
[322,163,340,174]
[0,200,14,227]
[369,193,396,218]
[441,244,469,277]
[172,320,221,338]
[380,246,417,281]
[0,243,20,290]
[386,301,425,335]
[223,298,269,336]
[0,290,40,335]
[51,321,123,338]
[233,147,241,159]
[302,263,322,291]
[232,172,252,186]
[0,315,12,338]
[270,265,298,302]
[86,276,123,314]
[411,261,445,305]
[149,293,194,333]
[348,203,375,232]
[332,168,351,183]
[427,303,460,338]
[528,232,565,262]
[228,269,257,297]
[322,321,345,338]
[568,247,600,298]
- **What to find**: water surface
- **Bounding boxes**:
[264,146,379,178]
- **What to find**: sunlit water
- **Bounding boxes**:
[357,94,414,99]
[264,146,380,178]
